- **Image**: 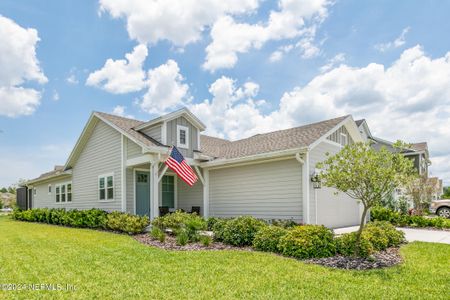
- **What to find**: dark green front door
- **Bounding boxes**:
[136,171,150,216]
[162,175,175,208]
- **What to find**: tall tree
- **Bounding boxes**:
[317,142,415,256]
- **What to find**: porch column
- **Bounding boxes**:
[149,161,160,220]
[203,169,209,218]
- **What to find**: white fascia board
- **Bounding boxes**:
[199,147,308,169]
[134,108,206,132]
[26,170,73,186]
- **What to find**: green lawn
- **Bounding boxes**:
[0,216,449,300]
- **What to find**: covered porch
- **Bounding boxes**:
[125,154,209,220]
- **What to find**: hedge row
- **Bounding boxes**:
[371,206,450,229]
[12,208,149,234]
[212,216,405,258]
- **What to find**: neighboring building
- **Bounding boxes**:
[25,108,369,228]
[428,177,444,200]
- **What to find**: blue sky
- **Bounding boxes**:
[1,0,450,187]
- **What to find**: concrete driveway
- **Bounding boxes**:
[334,226,450,244]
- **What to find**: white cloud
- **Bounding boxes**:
[86,44,148,93]
[112,105,134,119]
[139,60,190,114]
[269,44,294,62]
[98,0,259,46]
[66,68,79,85]
[195,45,450,184]
[0,15,47,118]
[203,0,330,71]
[52,90,60,101]
[320,53,345,72]
[375,27,410,52]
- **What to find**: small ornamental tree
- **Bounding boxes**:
[317,142,415,256]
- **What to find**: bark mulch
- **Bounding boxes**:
[134,234,252,251]
[305,247,402,270]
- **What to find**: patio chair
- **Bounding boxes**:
[190,206,201,215]
[159,206,169,216]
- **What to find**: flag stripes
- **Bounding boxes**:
[165,146,198,186]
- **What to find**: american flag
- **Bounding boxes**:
[165,146,198,186]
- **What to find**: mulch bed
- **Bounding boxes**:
[305,247,402,270]
[134,234,252,251]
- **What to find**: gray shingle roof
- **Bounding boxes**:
[355,119,365,127]
[200,115,349,159]
[95,112,166,148]
[411,142,428,152]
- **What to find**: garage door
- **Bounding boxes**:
[316,187,361,228]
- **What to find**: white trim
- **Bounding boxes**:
[322,139,342,148]
[134,108,206,131]
[197,130,201,150]
[200,147,308,169]
[55,181,72,204]
[203,169,209,218]
[126,154,153,167]
[303,152,310,224]
[159,173,177,209]
[177,125,189,149]
[158,164,169,182]
[194,166,205,184]
[161,121,167,145]
[98,172,115,202]
[340,132,348,147]
[121,135,127,212]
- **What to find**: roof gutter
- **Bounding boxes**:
[26,170,73,186]
[199,147,308,169]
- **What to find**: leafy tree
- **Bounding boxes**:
[7,186,16,194]
[317,142,415,256]
[0,188,7,193]
[405,175,437,214]
[443,187,450,199]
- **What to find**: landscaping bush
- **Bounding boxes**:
[278,225,335,259]
[252,225,288,252]
[152,210,206,242]
[176,229,189,246]
[371,206,450,229]
[206,217,221,231]
[365,221,405,247]
[106,211,149,234]
[221,216,267,246]
[270,219,299,228]
[362,225,389,251]
[12,208,148,234]
[335,232,374,258]
[150,226,166,242]
[200,235,212,247]
[212,218,229,242]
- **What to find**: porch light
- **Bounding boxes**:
[311,173,322,189]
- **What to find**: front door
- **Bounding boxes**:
[135,171,150,216]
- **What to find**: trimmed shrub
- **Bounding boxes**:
[106,211,149,234]
[221,216,267,246]
[335,232,374,258]
[152,210,206,242]
[362,225,389,251]
[371,206,450,229]
[270,219,299,229]
[212,218,229,242]
[365,221,405,247]
[278,225,335,259]
[252,226,288,252]
[206,217,221,231]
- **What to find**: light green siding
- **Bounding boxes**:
[177,178,203,213]
[166,116,198,158]
[209,159,303,221]
[126,138,142,159]
[31,177,72,209]
[141,124,162,143]
[326,125,354,145]
[71,120,122,212]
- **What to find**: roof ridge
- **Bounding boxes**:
[95,111,145,123]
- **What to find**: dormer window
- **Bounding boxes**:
[177,125,189,149]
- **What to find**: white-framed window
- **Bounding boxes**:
[98,173,114,201]
[340,133,348,147]
[48,184,52,195]
[33,188,36,196]
[55,182,72,203]
[177,125,189,149]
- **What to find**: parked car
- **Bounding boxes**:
[429,200,450,218]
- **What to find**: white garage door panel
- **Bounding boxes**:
[316,187,361,228]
